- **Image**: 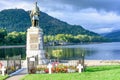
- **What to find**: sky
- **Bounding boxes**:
[0,0,120,33]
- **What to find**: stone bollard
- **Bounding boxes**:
[77,64,83,73]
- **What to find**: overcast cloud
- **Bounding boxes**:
[0,0,120,33]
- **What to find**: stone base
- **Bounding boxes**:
[26,27,44,50]
[26,26,48,65]
[26,50,48,65]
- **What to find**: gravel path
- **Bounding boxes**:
[6,68,27,80]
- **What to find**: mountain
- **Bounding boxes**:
[104,30,120,41]
[0,9,99,36]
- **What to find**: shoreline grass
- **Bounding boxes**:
[0,75,8,80]
[21,65,120,80]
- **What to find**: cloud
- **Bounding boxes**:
[0,0,120,33]
[0,0,33,10]
[93,27,114,33]
[54,0,120,13]
[47,8,120,33]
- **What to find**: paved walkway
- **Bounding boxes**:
[6,68,27,80]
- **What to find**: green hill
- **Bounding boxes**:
[0,9,99,36]
[104,30,120,41]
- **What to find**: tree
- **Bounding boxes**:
[5,31,26,45]
[55,34,67,42]
[19,32,26,44]
[65,34,74,42]
[52,49,63,62]
[44,35,48,43]
[0,28,7,45]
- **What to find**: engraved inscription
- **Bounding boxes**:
[29,34,39,43]
[30,44,38,50]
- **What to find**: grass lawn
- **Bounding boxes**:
[21,65,120,80]
[0,75,8,80]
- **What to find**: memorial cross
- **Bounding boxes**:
[47,63,52,74]
[77,64,83,73]
[1,66,6,76]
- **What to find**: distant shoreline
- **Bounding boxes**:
[85,60,120,66]
[0,45,25,49]
[0,60,120,67]
[0,42,119,48]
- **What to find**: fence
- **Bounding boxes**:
[0,55,21,74]
[27,52,85,74]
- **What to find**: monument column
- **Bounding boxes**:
[26,2,47,65]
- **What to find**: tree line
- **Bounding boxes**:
[0,28,109,45]
[44,34,109,44]
[0,28,26,45]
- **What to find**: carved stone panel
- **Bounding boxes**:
[30,44,38,50]
[29,34,39,50]
[29,34,39,43]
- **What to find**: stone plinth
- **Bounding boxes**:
[26,27,47,64]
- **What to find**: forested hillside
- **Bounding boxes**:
[0,9,98,36]
[104,30,120,41]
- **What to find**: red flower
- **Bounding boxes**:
[44,69,49,73]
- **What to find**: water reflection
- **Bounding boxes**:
[45,42,120,60]
[0,48,26,59]
[0,42,120,60]
[45,46,86,60]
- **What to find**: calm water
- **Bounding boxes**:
[46,42,120,60]
[0,42,120,60]
[0,47,26,59]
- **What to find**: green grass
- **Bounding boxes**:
[0,75,8,80]
[21,65,120,80]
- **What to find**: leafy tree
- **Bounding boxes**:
[52,49,63,62]
[0,28,7,45]
[45,34,109,44]
[5,31,26,45]
[55,34,68,42]
[65,34,74,42]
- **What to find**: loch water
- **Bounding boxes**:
[0,42,120,60]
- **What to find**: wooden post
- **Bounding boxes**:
[82,53,85,71]
[14,59,16,71]
[20,55,21,69]
[6,56,9,74]
[27,57,29,74]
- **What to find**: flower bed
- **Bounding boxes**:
[6,65,21,74]
[36,66,46,74]
[6,66,15,74]
[36,64,78,74]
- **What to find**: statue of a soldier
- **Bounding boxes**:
[30,2,40,27]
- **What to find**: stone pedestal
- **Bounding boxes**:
[26,27,47,64]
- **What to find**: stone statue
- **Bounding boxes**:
[26,2,48,66]
[30,2,40,27]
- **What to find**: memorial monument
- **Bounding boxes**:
[26,2,47,64]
